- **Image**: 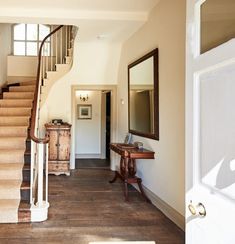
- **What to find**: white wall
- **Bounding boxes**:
[0,23,12,87]
[40,41,121,127]
[117,0,186,218]
[75,90,102,157]
[7,55,37,79]
[39,39,121,168]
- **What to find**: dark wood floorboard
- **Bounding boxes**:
[0,169,185,244]
[76,159,110,169]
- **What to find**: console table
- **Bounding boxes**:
[109,143,155,202]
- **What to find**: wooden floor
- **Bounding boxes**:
[0,169,185,244]
[76,158,110,169]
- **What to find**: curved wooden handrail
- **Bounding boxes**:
[30,25,64,144]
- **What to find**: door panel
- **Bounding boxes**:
[48,130,58,161]
[186,0,235,243]
[199,64,235,200]
[58,130,70,161]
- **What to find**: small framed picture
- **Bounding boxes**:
[77,105,92,119]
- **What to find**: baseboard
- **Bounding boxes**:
[76,154,102,159]
[133,184,185,231]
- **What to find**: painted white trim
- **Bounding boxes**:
[134,184,185,231]
[75,154,102,159]
[30,201,49,222]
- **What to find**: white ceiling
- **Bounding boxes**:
[0,0,159,12]
[0,0,160,42]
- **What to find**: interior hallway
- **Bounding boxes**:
[0,168,184,243]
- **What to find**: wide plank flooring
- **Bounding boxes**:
[0,169,185,244]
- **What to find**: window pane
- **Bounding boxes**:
[26,42,37,56]
[14,24,25,40]
[27,24,38,41]
[14,42,25,55]
[39,24,50,41]
[201,0,235,54]
[39,42,50,56]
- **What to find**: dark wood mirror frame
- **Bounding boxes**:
[128,48,159,140]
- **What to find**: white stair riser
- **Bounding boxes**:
[68,48,73,56]
[65,56,72,64]
[55,64,70,73]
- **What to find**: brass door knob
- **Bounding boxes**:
[188,201,206,217]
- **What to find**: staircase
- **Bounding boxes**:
[0,81,35,223]
[0,25,77,224]
[40,26,77,104]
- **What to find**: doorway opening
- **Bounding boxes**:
[104,91,111,160]
[73,88,114,170]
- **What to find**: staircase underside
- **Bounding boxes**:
[0,81,35,223]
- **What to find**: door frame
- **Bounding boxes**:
[71,85,118,170]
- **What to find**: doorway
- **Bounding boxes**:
[104,91,111,160]
[71,85,117,171]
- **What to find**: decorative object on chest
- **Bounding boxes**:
[45,122,71,176]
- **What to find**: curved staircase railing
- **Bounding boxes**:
[30,25,75,221]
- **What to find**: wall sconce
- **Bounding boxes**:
[80,94,89,102]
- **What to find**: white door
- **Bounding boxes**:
[186,0,235,243]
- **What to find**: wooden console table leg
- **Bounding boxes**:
[109,171,118,183]
[124,180,129,201]
[137,178,151,203]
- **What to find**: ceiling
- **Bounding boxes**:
[0,0,159,12]
[0,0,160,42]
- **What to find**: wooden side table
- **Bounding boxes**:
[109,143,155,202]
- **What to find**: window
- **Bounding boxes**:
[13,24,51,56]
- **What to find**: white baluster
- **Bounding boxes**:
[60,28,63,64]
[50,26,53,71]
[46,44,49,73]
[56,28,58,65]
[37,143,44,207]
[30,140,35,204]
[65,26,67,57]
[45,143,49,203]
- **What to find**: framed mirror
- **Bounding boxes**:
[128,48,159,140]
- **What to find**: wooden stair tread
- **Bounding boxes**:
[21,181,30,190]
[23,164,30,170]
[18,200,30,211]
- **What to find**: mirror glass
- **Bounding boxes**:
[128,49,159,140]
